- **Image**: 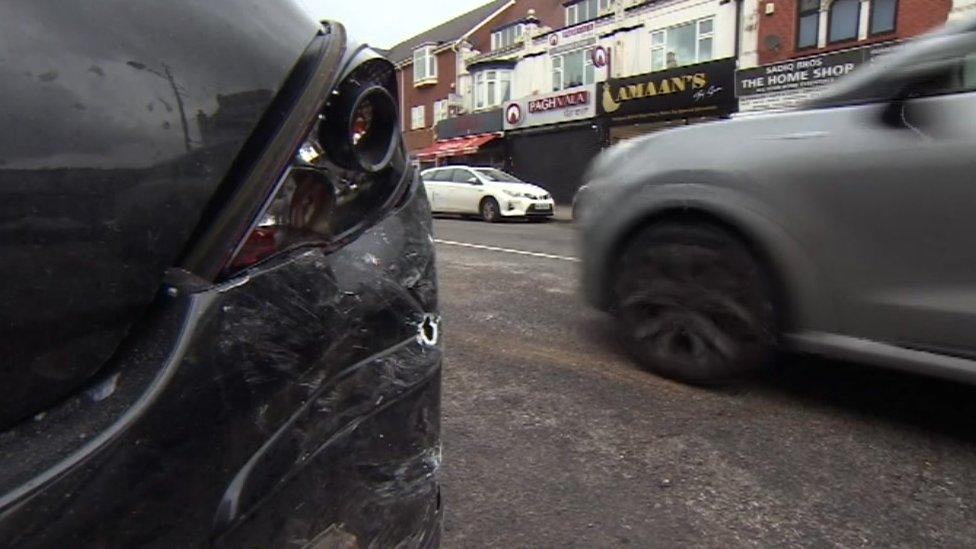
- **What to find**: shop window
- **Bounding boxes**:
[413,46,437,84]
[492,24,525,50]
[828,0,860,43]
[797,0,820,49]
[411,105,426,130]
[473,70,513,109]
[565,0,613,26]
[650,17,714,72]
[552,49,594,91]
[870,0,897,36]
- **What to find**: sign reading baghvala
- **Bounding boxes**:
[598,58,737,120]
[503,84,597,130]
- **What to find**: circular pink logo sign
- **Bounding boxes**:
[505,103,523,126]
[592,46,608,68]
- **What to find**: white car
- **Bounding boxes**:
[420,166,555,222]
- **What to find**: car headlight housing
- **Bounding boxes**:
[224,58,409,277]
[502,190,530,198]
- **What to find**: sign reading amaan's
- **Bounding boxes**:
[598,58,737,121]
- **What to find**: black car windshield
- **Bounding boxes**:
[474,168,523,183]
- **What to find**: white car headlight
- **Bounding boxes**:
[502,189,528,198]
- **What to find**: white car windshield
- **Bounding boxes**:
[474,168,523,183]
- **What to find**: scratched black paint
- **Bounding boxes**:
[0,1,442,546]
[0,182,441,547]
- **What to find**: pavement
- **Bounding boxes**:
[433,216,976,548]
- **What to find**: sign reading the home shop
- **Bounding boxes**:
[504,84,597,130]
[598,58,736,121]
[735,41,902,97]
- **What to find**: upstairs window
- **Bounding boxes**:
[413,46,437,83]
[870,0,897,35]
[552,48,594,91]
[797,0,820,49]
[474,70,513,109]
[650,18,714,72]
[410,105,426,130]
[565,0,613,26]
[433,99,449,124]
[492,24,525,50]
[828,0,860,43]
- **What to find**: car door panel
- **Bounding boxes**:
[433,169,462,212]
[421,170,438,210]
[423,169,448,212]
[774,92,976,352]
[449,169,484,213]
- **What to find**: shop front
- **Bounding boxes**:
[735,42,901,113]
[598,58,738,144]
[416,108,504,167]
[503,84,603,204]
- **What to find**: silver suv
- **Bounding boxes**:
[581,20,976,385]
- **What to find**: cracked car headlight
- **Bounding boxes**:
[225,59,409,277]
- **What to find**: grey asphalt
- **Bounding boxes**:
[434,216,976,548]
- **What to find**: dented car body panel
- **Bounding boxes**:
[0,1,442,546]
[0,182,442,547]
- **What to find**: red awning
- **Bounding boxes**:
[414,133,499,161]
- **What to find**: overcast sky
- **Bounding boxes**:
[300,0,490,49]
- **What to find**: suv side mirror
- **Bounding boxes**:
[881,57,961,128]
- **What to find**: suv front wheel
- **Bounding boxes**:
[612,221,778,385]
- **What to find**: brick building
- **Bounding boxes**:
[387,1,569,159]
[386,0,511,155]
[736,0,954,111]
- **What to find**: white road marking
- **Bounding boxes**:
[434,239,581,263]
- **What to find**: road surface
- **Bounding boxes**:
[434,216,976,548]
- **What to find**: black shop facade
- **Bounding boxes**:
[598,57,738,144]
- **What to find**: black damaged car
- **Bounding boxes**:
[0,1,441,547]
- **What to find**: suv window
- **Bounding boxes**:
[906,53,976,99]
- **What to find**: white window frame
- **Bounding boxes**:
[566,0,613,26]
[472,69,513,110]
[433,99,449,124]
[410,105,426,130]
[650,17,715,72]
[491,23,525,51]
[413,46,437,84]
[552,48,594,91]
